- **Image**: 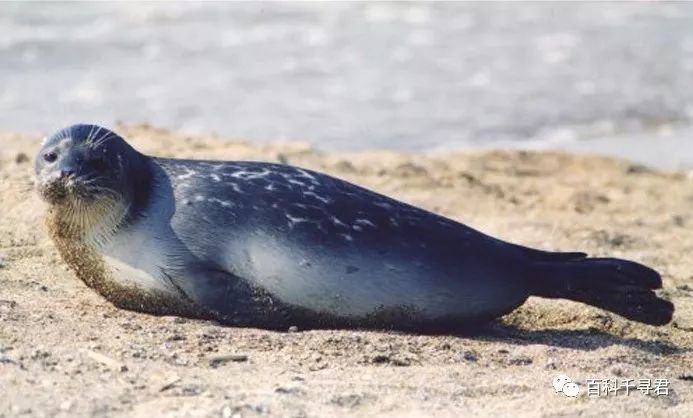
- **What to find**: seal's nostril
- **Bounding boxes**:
[60,169,75,178]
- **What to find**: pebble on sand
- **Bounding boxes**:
[207,353,249,366]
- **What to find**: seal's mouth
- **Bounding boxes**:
[37,175,109,205]
[37,176,72,204]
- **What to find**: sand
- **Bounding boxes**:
[0,125,691,417]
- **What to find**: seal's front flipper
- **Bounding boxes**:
[529,257,674,325]
[172,267,297,329]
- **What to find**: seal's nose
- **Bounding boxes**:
[58,157,80,179]
[60,168,75,179]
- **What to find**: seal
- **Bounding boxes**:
[34,124,674,331]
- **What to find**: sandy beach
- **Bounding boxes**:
[0,125,691,417]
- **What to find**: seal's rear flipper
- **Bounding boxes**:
[529,257,674,326]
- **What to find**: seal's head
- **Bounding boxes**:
[35,124,148,241]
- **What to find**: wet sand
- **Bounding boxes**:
[0,125,691,417]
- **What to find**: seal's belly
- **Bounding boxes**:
[222,234,521,320]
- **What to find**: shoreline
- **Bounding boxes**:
[7,120,693,172]
[1,125,691,417]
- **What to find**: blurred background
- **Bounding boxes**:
[1,2,693,168]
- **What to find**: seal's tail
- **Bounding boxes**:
[529,257,674,325]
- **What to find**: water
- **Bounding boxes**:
[2,2,693,168]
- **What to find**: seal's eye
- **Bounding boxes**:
[43,152,58,163]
